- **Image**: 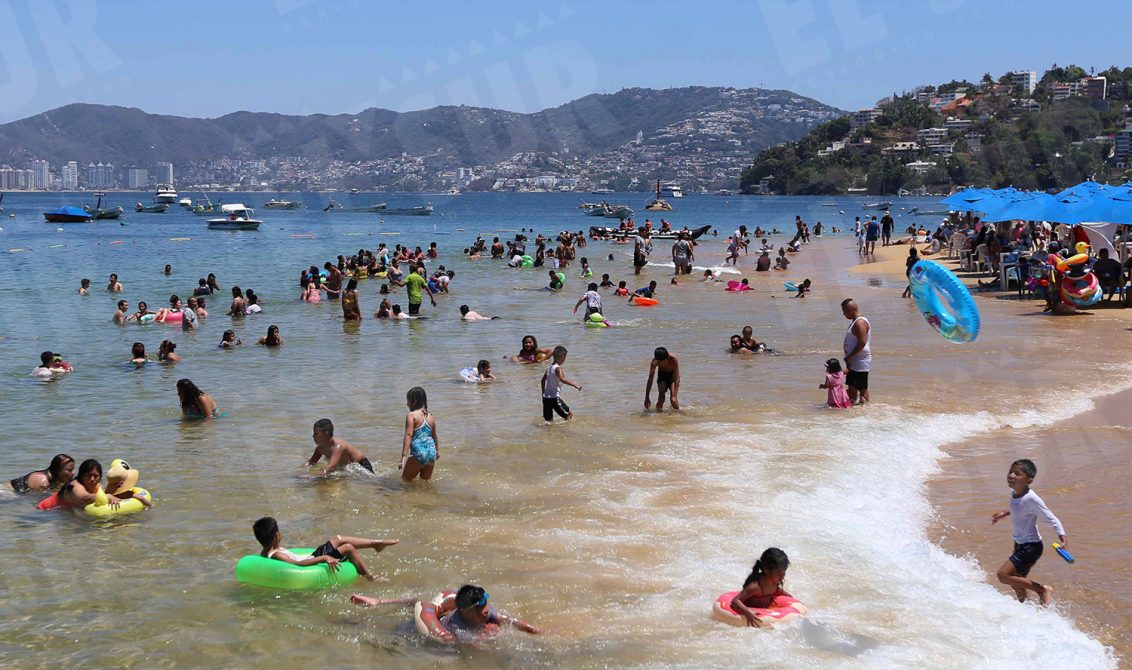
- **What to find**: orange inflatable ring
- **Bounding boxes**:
[631,296,658,306]
[712,591,808,627]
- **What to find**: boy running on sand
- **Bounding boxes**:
[991,459,1066,606]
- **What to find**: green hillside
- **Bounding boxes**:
[740,65,1132,195]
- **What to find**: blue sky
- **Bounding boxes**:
[0,0,1129,123]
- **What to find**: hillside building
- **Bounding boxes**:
[1114,125,1132,166]
[849,108,882,129]
[1009,70,1037,95]
[126,168,149,189]
[86,162,116,189]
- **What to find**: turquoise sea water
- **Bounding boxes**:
[0,192,1121,668]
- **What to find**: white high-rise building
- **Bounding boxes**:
[62,161,79,190]
[29,160,49,189]
[126,168,149,189]
[1010,70,1037,95]
[155,161,174,185]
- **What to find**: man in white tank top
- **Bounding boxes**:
[840,298,871,404]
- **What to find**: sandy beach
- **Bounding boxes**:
[853,238,1132,659]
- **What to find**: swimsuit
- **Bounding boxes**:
[409,415,437,465]
[311,541,345,560]
[656,369,675,386]
[10,470,45,494]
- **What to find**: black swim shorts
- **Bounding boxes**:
[357,457,374,474]
[1009,541,1044,576]
[408,302,421,316]
[311,541,344,560]
[846,369,869,391]
[543,396,570,421]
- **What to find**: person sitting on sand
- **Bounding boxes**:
[253,516,397,582]
[305,418,374,475]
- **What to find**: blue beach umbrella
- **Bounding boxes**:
[939,188,995,211]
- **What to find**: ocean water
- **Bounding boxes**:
[0,192,1119,668]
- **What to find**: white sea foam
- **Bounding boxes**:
[541,383,1123,668]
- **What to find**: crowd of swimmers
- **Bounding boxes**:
[14,213,1075,652]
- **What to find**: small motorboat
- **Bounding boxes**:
[263,198,302,210]
[135,202,169,213]
[177,198,193,208]
[581,202,633,219]
[864,201,892,210]
[592,187,614,195]
[207,204,261,230]
[323,198,386,213]
[44,205,92,223]
[644,179,673,211]
[84,194,123,220]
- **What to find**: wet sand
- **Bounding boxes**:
[854,240,1132,659]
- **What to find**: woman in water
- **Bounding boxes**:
[258,325,284,347]
[400,387,438,482]
[53,459,119,510]
[153,295,183,322]
[7,454,73,494]
[130,342,148,365]
[131,300,154,321]
[157,340,180,363]
[177,378,219,419]
[301,279,322,303]
[729,548,792,628]
[511,335,552,364]
[207,273,222,293]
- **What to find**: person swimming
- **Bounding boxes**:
[511,335,552,364]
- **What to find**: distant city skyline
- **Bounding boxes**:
[1,0,1130,124]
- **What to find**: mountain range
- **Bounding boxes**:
[0,87,845,168]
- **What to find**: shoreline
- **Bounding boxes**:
[847,236,1131,659]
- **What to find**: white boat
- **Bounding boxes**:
[659,181,683,198]
[177,198,193,208]
[446,187,461,196]
[154,184,178,204]
[592,187,614,195]
[714,189,734,196]
[263,198,302,209]
[207,204,261,230]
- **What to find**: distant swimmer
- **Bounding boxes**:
[79,278,90,296]
[157,340,180,363]
[460,305,498,321]
[305,418,374,476]
[106,273,123,292]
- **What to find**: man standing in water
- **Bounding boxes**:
[841,298,871,405]
[405,265,436,316]
[633,226,651,276]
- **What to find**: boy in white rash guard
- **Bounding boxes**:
[991,458,1067,606]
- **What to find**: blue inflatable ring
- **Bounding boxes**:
[908,260,980,343]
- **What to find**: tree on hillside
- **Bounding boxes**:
[1041,64,1087,85]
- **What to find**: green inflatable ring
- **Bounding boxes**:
[520,255,533,267]
[235,548,359,589]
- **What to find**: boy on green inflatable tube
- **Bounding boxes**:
[253,516,398,581]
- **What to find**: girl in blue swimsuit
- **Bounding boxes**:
[400,387,438,482]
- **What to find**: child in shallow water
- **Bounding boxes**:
[730,548,792,628]
[253,516,397,581]
[400,387,438,482]
[820,358,852,409]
